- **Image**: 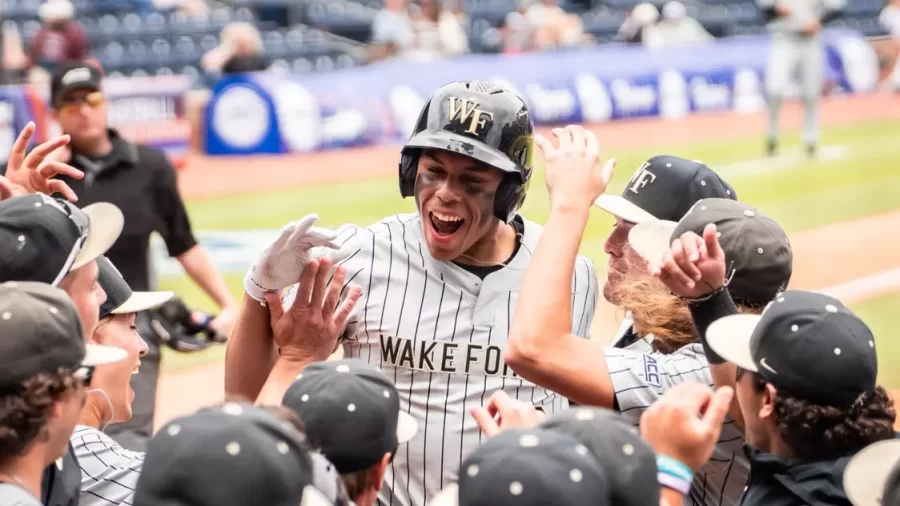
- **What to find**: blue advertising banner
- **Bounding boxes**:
[204,29,880,156]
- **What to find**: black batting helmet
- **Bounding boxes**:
[399,80,535,223]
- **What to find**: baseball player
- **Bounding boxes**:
[504,126,795,505]
[225,80,598,506]
[758,0,846,157]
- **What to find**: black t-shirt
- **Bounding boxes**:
[39,443,80,506]
[55,129,197,291]
[453,216,524,280]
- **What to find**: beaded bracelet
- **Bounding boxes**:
[657,455,694,496]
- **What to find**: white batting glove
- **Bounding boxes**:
[244,214,340,305]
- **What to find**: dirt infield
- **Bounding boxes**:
[154,93,900,429]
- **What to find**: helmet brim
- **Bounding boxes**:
[402,131,525,181]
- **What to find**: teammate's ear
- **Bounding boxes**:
[371,453,392,491]
[759,383,778,420]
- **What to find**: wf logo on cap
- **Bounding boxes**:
[628,162,657,194]
[61,67,92,86]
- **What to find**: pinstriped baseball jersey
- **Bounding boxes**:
[285,213,598,506]
[606,342,749,506]
[70,425,142,505]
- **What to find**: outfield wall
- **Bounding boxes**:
[203,29,880,156]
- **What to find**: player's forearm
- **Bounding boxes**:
[508,204,589,357]
[255,356,319,406]
[175,245,237,310]
[224,294,278,400]
[506,205,616,407]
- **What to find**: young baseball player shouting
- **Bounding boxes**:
[224,81,599,506]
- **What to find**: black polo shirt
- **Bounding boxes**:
[55,129,197,291]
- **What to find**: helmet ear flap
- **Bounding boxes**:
[494,173,527,223]
[399,150,419,198]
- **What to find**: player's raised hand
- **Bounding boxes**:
[534,125,616,211]
[245,214,341,304]
[640,382,733,472]
[4,122,84,202]
[652,224,727,299]
[264,257,362,363]
[470,391,546,438]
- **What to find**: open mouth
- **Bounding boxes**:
[429,211,465,237]
[131,363,141,376]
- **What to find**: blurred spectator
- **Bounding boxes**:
[406,0,469,62]
[1,22,29,84]
[201,22,269,76]
[153,0,209,17]
[523,0,591,50]
[27,0,88,85]
[368,0,415,62]
[502,0,536,53]
[657,1,713,47]
[617,3,664,47]
[880,0,900,91]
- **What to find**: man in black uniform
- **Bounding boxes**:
[46,62,237,452]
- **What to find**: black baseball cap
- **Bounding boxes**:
[595,155,736,224]
[133,402,334,506]
[429,428,610,506]
[0,194,124,287]
[539,407,659,506]
[282,359,418,473]
[97,256,173,319]
[0,281,126,389]
[50,62,103,108]
[844,439,900,506]
[629,198,792,304]
[707,290,877,407]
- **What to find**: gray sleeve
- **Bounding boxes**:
[71,426,143,506]
[572,256,599,339]
[605,344,713,424]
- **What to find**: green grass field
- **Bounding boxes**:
[158,117,900,381]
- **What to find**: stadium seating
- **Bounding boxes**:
[0,0,887,79]
[0,0,365,78]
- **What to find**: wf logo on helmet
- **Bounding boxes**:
[447,97,494,135]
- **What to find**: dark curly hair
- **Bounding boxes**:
[0,368,81,466]
[749,372,897,460]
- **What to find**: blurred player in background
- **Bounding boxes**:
[758,0,846,157]
[46,61,237,452]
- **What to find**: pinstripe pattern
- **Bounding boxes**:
[285,213,597,506]
[69,425,143,506]
[606,342,749,506]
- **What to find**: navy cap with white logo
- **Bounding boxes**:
[282,359,418,474]
[0,281,126,389]
[629,198,792,305]
[706,290,877,407]
[97,256,173,319]
[429,428,611,506]
[0,194,123,286]
[540,407,659,506]
[134,402,334,506]
[595,155,736,224]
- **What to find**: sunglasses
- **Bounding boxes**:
[74,365,95,387]
[57,91,105,113]
[49,198,91,287]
